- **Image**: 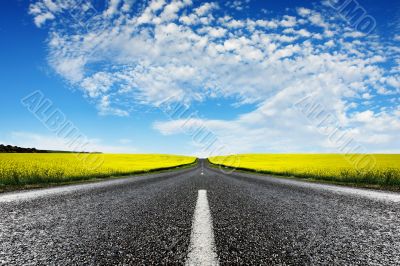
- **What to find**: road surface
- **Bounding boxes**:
[1,159,400,265]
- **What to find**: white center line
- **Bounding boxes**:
[186,190,219,266]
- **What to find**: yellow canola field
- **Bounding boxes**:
[0,153,196,185]
[209,154,400,186]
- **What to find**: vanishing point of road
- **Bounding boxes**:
[1,160,400,265]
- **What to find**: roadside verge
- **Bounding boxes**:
[0,159,198,193]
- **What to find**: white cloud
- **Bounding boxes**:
[325,40,335,47]
[154,98,400,154]
[362,92,373,99]
[50,56,86,83]
[343,31,365,38]
[194,2,217,16]
[28,0,68,27]
[179,14,197,25]
[104,0,122,17]
[369,55,385,63]
[225,19,245,28]
[199,27,227,38]
[386,76,400,89]
[28,0,400,152]
[98,96,129,117]
[121,0,135,12]
[308,13,328,28]
[254,19,278,29]
[297,7,311,17]
[81,72,114,97]
[225,0,250,11]
[352,110,375,123]
[33,12,55,27]
[280,15,297,27]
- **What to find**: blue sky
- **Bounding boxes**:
[1,0,399,155]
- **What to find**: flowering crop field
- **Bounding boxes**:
[0,154,196,186]
[209,154,400,187]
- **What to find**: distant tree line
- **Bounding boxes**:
[0,144,47,153]
[0,144,100,153]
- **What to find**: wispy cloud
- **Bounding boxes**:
[28,0,400,153]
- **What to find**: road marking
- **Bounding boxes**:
[186,190,219,266]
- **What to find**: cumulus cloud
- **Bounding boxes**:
[225,0,250,11]
[28,0,400,153]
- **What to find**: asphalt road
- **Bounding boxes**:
[1,159,400,265]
